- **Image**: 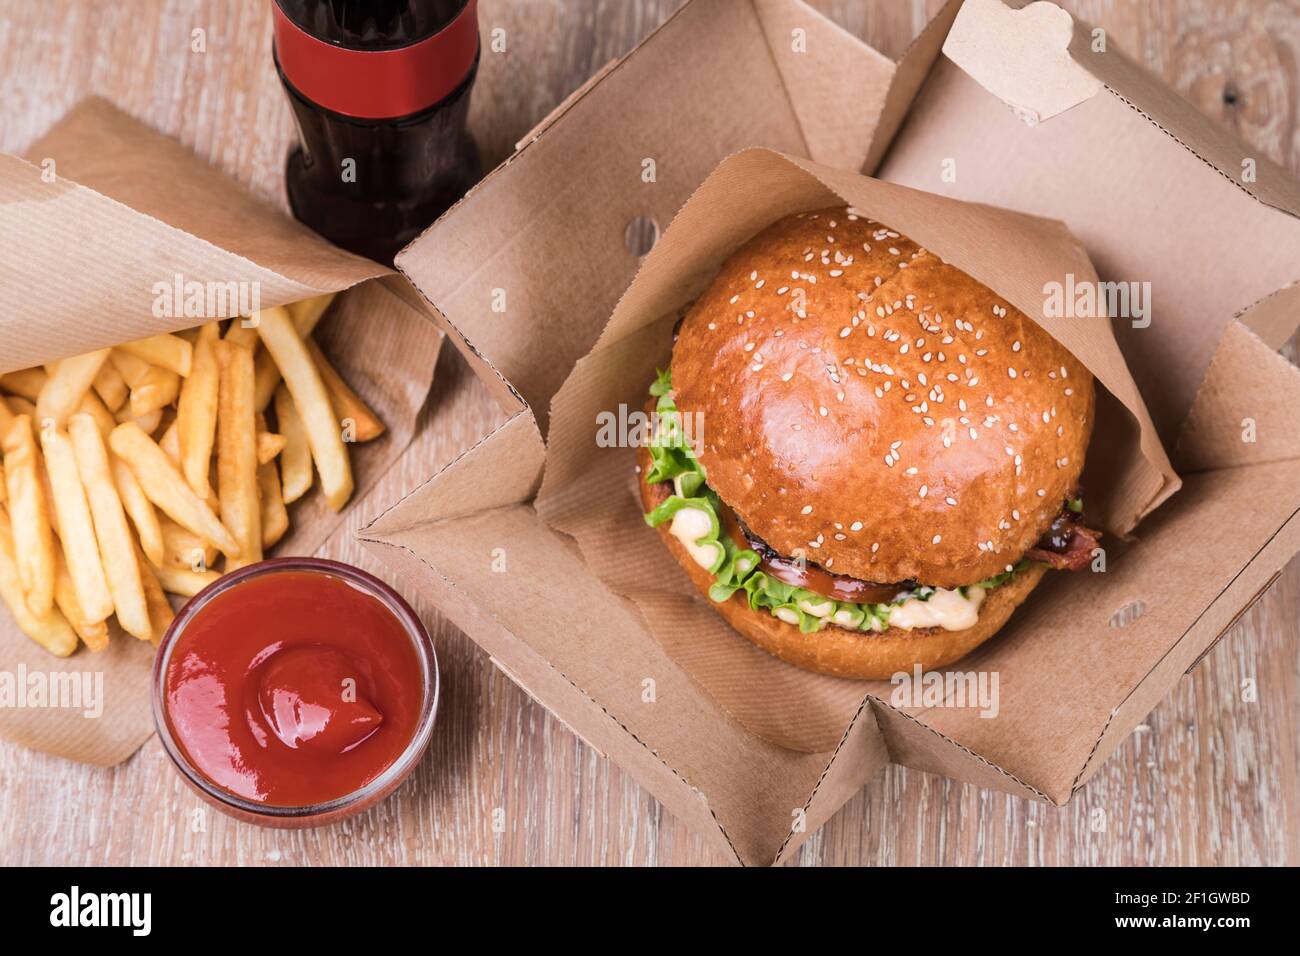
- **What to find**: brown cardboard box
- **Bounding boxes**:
[365,0,1300,865]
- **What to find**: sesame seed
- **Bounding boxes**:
[800,505,813,515]
[932,534,942,544]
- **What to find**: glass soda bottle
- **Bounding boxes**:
[272,0,482,263]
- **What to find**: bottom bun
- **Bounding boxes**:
[639,457,1046,679]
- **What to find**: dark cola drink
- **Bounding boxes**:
[272,0,482,263]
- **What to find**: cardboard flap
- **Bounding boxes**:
[1174,320,1300,472]
[26,97,389,289]
[1,98,389,372]
[862,0,964,173]
[944,0,1103,125]
[751,0,895,173]
[365,408,545,540]
[1236,282,1300,350]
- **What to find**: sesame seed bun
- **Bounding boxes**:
[671,207,1094,589]
[637,449,1048,679]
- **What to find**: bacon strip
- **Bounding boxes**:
[1025,514,1102,571]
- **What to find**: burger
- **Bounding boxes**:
[638,207,1101,679]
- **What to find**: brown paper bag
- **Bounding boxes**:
[0,98,442,765]
[535,147,1177,752]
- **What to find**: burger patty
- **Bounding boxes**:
[645,473,1100,600]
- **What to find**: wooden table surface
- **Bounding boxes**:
[1,0,1296,867]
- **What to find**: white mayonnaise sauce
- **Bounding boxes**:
[668,506,721,570]
[885,586,985,631]
[774,607,802,626]
[796,597,834,619]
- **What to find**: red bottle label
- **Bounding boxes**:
[273,0,479,120]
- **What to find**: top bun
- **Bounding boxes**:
[671,207,1094,589]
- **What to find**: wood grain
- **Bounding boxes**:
[0,0,1296,867]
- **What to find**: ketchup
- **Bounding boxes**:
[162,568,427,807]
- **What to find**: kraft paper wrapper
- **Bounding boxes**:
[537,148,1177,753]
[0,98,442,765]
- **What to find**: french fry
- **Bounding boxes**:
[159,420,180,461]
[245,299,337,412]
[109,349,150,387]
[6,396,36,420]
[69,415,151,641]
[305,338,385,442]
[273,383,313,503]
[0,508,77,656]
[112,454,164,569]
[112,399,164,436]
[0,368,46,402]
[118,333,194,377]
[54,549,109,652]
[256,430,287,464]
[288,293,336,336]
[159,517,217,571]
[92,361,128,411]
[258,460,289,549]
[2,416,56,617]
[136,542,175,647]
[109,422,240,559]
[1,297,380,656]
[177,322,219,498]
[223,318,260,350]
[255,306,353,511]
[132,368,180,417]
[36,350,110,428]
[246,297,337,412]
[111,349,180,417]
[77,391,119,435]
[41,427,114,625]
[234,310,284,412]
[216,340,262,570]
[153,562,220,598]
[252,347,281,413]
